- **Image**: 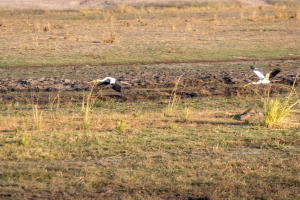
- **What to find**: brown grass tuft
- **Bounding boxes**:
[33,23,40,32]
[101,29,116,43]
[249,9,258,21]
[186,22,192,32]
[295,11,300,20]
[44,23,51,32]
[163,74,184,117]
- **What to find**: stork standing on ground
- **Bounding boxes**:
[244,66,281,87]
[88,77,127,93]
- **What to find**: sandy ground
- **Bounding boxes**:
[0,0,269,10]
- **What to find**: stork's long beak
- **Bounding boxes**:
[88,80,96,83]
[244,83,251,87]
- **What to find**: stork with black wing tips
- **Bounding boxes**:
[88,77,127,93]
[244,66,281,87]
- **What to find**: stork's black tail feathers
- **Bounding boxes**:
[111,83,121,92]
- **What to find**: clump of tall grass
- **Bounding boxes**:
[295,11,300,20]
[17,135,28,146]
[239,10,244,20]
[44,23,51,32]
[213,14,218,21]
[166,122,175,129]
[101,29,116,43]
[81,94,91,130]
[275,11,283,19]
[249,9,258,21]
[33,23,40,32]
[171,24,176,31]
[109,3,136,14]
[115,118,126,131]
[181,104,193,122]
[80,8,91,17]
[262,74,300,128]
[163,74,184,117]
[186,22,192,32]
[133,108,140,117]
[32,105,42,130]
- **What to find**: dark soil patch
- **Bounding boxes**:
[0,60,299,104]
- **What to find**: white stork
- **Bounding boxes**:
[88,77,127,93]
[244,66,281,87]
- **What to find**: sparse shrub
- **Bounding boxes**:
[115,118,126,131]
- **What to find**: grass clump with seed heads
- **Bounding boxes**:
[32,105,42,130]
[163,74,184,117]
[262,75,300,128]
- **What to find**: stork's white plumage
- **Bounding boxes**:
[244,66,281,86]
[88,77,126,93]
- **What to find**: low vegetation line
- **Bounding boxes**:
[2,57,300,68]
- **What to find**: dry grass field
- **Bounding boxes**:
[0,1,300,67]
[1,1,300,199]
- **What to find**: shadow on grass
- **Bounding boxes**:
[175,120,247,126]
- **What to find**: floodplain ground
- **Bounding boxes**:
[1,1,300,199]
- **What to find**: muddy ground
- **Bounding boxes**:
[0,59,299,104]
